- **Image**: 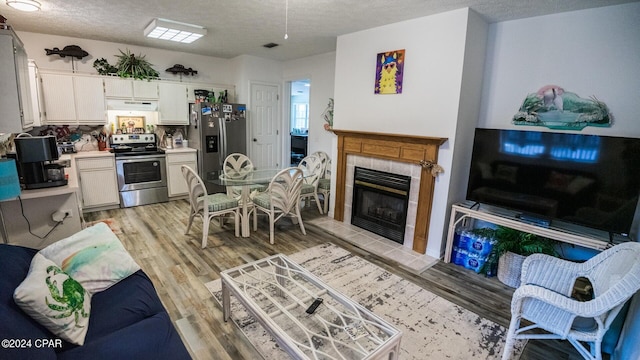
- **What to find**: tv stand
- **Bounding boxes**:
[443,201,612,263]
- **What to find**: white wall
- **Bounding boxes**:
[16,32,233,85]
[479,2,640,241]
[479,2,640,137]
[228,55,284,162]
[447,10,489,225]
[333,8,483,257]
[283,52,336,156]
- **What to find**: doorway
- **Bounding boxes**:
[289,79,310,165]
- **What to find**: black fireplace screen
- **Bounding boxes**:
[351,167,411,244]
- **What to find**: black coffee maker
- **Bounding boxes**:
[14,135,68,189]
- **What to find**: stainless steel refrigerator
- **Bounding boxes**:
[187,102,247,193]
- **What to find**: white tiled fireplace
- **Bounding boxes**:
[344,154,422,250]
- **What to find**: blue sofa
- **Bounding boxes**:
[0,244,191,360]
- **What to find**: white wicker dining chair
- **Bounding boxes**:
[181,165,240,248]
[297,154,324,214]
[251,167,306,244]
[317,157,332,214]
[223,153,267,198]
[311,150,330,178]
[501,241,640,360]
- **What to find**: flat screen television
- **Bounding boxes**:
[466,128,640,237]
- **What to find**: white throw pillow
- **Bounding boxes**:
[14,253,91,345]
[39,222,140,293]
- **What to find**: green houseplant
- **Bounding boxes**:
[114,49,159,80]
[489,226,557,288]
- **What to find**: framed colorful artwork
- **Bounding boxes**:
[374,49,405,94]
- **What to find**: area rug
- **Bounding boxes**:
[205,243,526,359]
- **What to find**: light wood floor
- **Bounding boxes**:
[84,200,585,360]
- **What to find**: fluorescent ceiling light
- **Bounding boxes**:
[6,0,40,11]
[144,18,206,44]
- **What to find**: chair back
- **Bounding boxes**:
[267,167,304,213]
[223,153,255,198]
[181,165,207,215]
[587,242,640,298]
[298,154,323,187]
[223,153,254,179]
[311,151,330,178]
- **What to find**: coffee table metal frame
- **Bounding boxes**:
[221,254,402,359]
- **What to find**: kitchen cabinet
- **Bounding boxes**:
[0,29,34,133]
[104,77,158,100]
[27,60,44,127]
[75,156,120,209]
[40,72,106,125]
[166,151,197,197]
[158,82,189,125]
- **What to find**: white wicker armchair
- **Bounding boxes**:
[502,242,640,360]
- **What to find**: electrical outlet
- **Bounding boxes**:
[61,209,72,218]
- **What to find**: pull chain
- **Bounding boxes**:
[284,0,289,39]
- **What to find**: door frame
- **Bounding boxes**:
[284,75,312,167]
[248,80,282,167]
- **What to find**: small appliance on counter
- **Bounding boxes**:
[57,141,77,155]
[14,135,68,189]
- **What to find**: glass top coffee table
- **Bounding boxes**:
[221,254,402,359]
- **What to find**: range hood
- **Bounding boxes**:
[107,99,158,111]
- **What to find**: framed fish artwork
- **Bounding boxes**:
[375,49,405,94]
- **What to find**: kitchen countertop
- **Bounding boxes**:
[8,151,115,201]
[162,147,197,153]
[73,150,115,158]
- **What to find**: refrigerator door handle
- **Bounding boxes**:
[219,117,226,165]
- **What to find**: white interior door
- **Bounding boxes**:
[250,82,280,169]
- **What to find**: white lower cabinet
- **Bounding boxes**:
[76,157,120,209]
[166,152,197,197]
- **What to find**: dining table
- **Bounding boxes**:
[211,168,308,238]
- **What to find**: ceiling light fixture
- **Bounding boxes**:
[6,0,41,12]
[144,18,206,44]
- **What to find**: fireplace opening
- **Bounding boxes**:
[351,167,411,244]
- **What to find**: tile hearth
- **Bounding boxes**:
[307,216,439,273]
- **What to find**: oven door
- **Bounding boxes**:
[115,155,167,192]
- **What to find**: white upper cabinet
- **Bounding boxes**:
[104,77,158,100]
[158,82,188,125]
[0,29,34,133]
[28,60,44,127]
[40,73,106,125]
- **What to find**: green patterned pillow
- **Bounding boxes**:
[14,253,91,345]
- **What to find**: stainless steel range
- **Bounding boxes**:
[110,134,168,208]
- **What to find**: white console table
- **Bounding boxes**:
[444,202,613,263]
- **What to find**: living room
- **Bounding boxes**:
[1,1,639,359]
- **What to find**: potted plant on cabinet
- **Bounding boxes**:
[487,226,557,288]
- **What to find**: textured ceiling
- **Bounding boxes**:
[1,0,637,61]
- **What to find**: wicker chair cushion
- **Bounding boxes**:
[252,192,271,208]
[300,183,315,194]
[318,179,331,190]
[200,193,238,212]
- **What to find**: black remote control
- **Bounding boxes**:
[306,298,323,314]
